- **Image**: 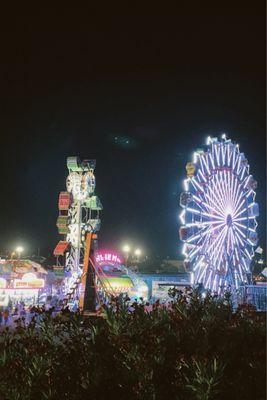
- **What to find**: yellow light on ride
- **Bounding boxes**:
[186,162,196,178]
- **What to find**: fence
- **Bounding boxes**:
[239,285,267,311]
[139,274,267,311]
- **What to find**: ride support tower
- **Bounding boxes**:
[54,157,103,311]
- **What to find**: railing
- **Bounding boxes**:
[239,285,267,311]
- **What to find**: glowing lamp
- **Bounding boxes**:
[122,245,131,253]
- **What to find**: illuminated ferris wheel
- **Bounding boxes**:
[179,135,259,293]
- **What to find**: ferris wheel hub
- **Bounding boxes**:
[226,214,233,227]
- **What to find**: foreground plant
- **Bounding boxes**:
[0,290,265,400]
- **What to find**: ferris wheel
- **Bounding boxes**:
[179,135,259,293]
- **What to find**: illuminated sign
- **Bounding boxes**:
[23,273,36,281]
[14,273,44,289]
[95,250,123,265]
[14,279,45,289]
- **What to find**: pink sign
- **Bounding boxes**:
[94,250,123,265]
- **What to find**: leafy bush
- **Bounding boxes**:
[0,290,265,400]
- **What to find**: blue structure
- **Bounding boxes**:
[139,274,266,311]
[239,285,267,311]
[139,273,190,299]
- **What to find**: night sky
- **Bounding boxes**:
[0,5,265,258]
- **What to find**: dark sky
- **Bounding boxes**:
[0,5,265,257]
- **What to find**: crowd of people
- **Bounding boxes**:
[0,301,63,328]
[0,308,10,326]
[0,301,25,327]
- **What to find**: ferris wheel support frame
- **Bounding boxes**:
[79,232,97,312]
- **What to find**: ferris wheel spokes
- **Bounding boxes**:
[179,135,259,293]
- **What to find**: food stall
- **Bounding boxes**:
[0,259,47,307]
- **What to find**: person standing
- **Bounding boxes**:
[3,308,9,325]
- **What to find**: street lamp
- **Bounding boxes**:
[16,246,24,259]
[122,244,131,253]
[131,248,142,272]
[134,248,141,260]
[122,244,131,267]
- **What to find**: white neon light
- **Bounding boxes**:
[244,248,252,260]
[206,136,212,145]
[208,152,215,169]
[193,152,199,163]
[180,136,257,293]
[182,244,187,255]
[222,145,226,165]
[202,155,210,174]
[183,179,189,191]
[179,210,185,224]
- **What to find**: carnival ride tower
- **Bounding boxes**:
[54,157,103,308]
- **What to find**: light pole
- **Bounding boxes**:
[122,244,131,267]
[134,248,141,262]
[16,246,24,260]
